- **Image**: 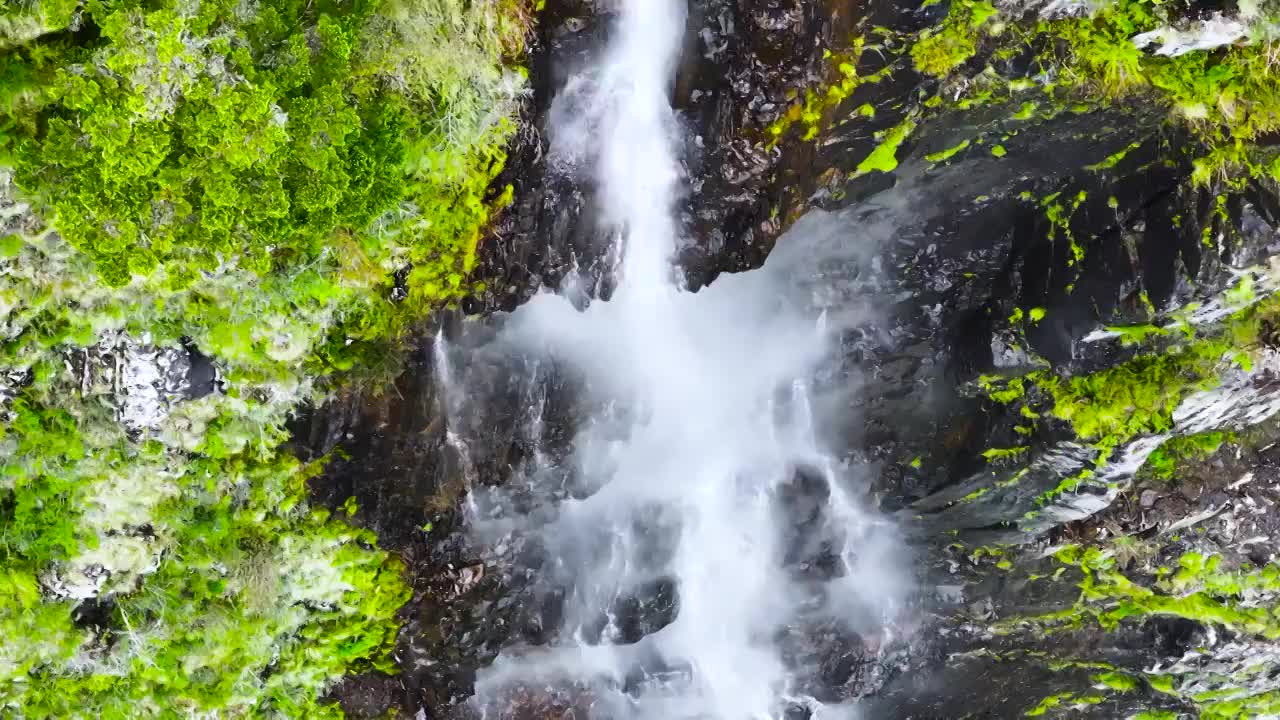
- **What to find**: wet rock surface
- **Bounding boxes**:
[469,0,857,311]
[298,0,1280,717]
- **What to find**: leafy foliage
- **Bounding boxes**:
[6,0,516,301]
[0,0,529,715]
[2,392,411,716]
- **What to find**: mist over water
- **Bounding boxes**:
[458,1,909,717]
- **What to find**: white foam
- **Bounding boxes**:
[463,1,906,716]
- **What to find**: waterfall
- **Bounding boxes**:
[461,1,909,717]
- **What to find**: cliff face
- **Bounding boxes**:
[301,0,1280,717]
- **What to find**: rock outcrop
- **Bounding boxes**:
[301,0,1280,717]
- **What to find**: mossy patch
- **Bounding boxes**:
[856,117,919,175]
[1141,430,1232,480]
[911,0,998,78]
[766,33,898,143]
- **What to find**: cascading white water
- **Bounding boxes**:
[461,1,908,717]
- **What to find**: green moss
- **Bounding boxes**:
[911,0,997,78]
[975,291,1280,510]
[856,117,918,175]
[926,138,972,163]
[1202,690,1280,719]
[1012,101,1039,120]
[1037,339,1228,443]
[961,467,1031,503]
[767,33,896,143]
[1025,692,1075,716]
[983,445,1030,462]
[1226,274,1257,307]
[1039,190,1090,267]
[0,232,21,256]
[1093,671,1140,692]
[913,29,978,78]
[1086,141,1143,172]
[1106,323,1168,346]
[1043,4,1274,176]
[1036,457,1103,507]
[900,0,1280,186]
[1141,431,1231,480]
[980,374,1027,404]
[1008,544,1280,646]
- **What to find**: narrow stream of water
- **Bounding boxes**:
[453,1,908,717]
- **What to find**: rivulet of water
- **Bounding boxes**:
[458,1,908,717]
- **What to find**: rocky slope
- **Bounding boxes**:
[301,0,1280,717]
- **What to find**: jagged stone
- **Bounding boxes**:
[304,0,1280,716]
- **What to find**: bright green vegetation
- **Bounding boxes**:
[1093,671,1140,692]
[973,278,1280,508]
[1040,190,1089,267]
[982,445,1029,462]
[925,138,971,163]
[921,0,1280,184]
[1106,323,1168,346]
[1131,710,1179,719]
[856,117,919,175]
[3,0,523,311]
[1037,341,1228,443]
[0,0,530,715]
[766,34,896,143]
[976,337,1226,505]
[1142,430,1232,480]
[772,0,1280,200]
[911,0,998,78]
[1024,691,1081,716]
[999,545,1280,718]
[2,397,411,716]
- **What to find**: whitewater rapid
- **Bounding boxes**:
[457,1,908,717]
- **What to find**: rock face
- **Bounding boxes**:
[299,0,1280,717]
[469,0,852,310]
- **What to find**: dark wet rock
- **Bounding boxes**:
[774,465,848,581]
[180,340,219,399]
[599,573,680,640]
[328,673,407,719]
[884,416,1280,719]
[1142,616,1208,658]
[469,681,596,720]
[471,0,860,310]
[777,620,888,703]
[292,310,585,713]
[303,0,1280,716]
